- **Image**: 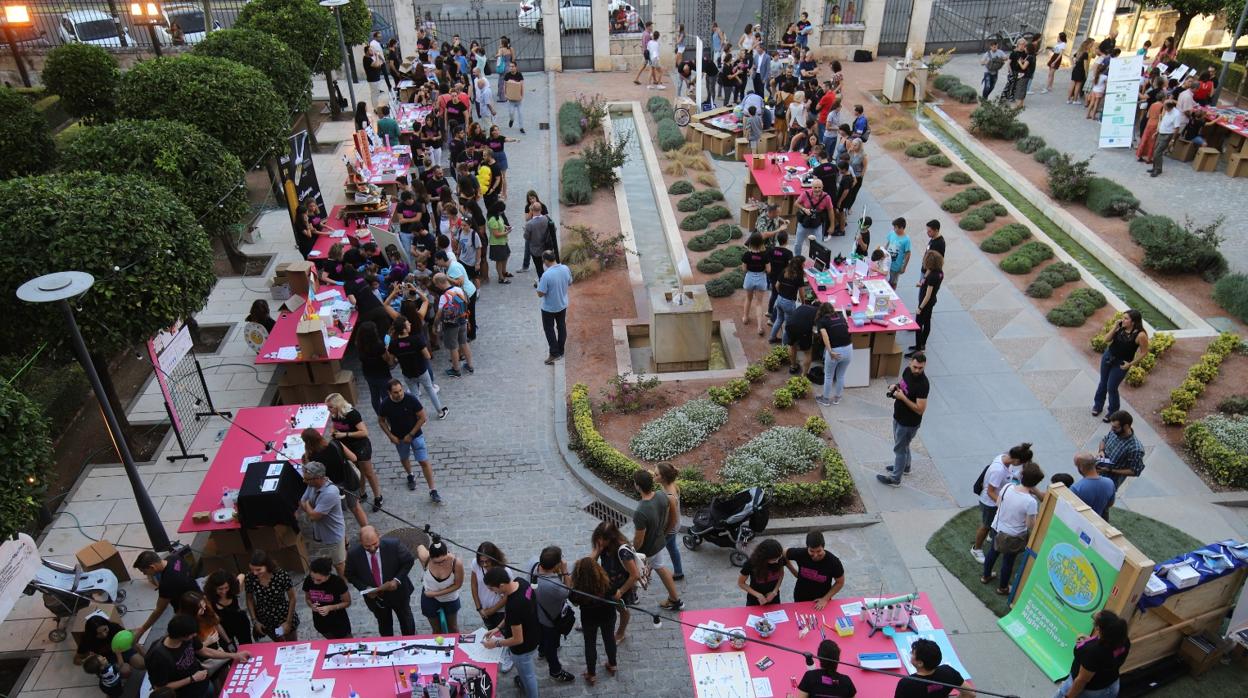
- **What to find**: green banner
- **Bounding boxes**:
[998,497,1126,680]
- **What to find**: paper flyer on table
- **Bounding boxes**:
[275,346,299,360]
[839,601,863,617]
[275,643,313,664]
[314,289,340,301]
[689,620,727,645]
[752,677,773,697]
[245,670,273,698]
[745,614,766,631]
[894,629,971,679]
[457,627,505,663]
[762,609,790,624]
[240,455,262,473]
[294,405,330,429]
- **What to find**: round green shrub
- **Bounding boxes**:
[941,193,970,213]
[980,235,1012,253]
[1016,135,1046,154]
[62,119,248,241]
[1068,288,1107,316]
[117,54,288,164]
[558,101,586,144]
[1085,176,1140,218]
[192,28,313,113]
[1047,306,1088,327]
[1005,121,1030,140]
[963,186,991,204]
[560,158,592,204]
[926,154,952,167]
[657,118,685,151]
[933,74,962,92]
[989,203,1008,217]
[708,245,747,267]
[0,88,55,178]
[694,188,725,203]
[1034,147,1060,164]
[678,195,704,212]
[1046,261,1081,283]
[1017,241,1054,264]
[996,223,1031,245]
[709,225,734,243]
[1026,280,1054,298]
[41,44,119,124]
[1213,273,1248,323]
[943,171,972,185]
[905,141,940,158]
[687,234,716,252]
[702,204,732,221]
[680,212,710,231]
[972,204,998,224]
[948,84,981,103]
[668,180,694,195]
[647,95,673,114]
[959,211,988,231]
[236,0,339,72]
[705,270,743,297]
[697,258,725,274]
[1000,254,1035,274]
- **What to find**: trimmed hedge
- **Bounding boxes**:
[560,158,592,204]
[702,204,732,221]
[709,223,743,242]
[1125,331,1176,387]
[905,141,940,158]
[927,154,952,167]
[41,44,119,124]
[707,245,747,267]
[933,74,962,92]
[1016,135,1046,153]
[1000,241,1053,274]
[0,88,56,178]
[1185,415,1248,487]
[657,117,685,151]
[943,171,972,185]
[678,195,705,212]
[668,180,694,195]
[680,212,710,231]
[558,101,585,145]
[1085,177,1139,217]
[1213,273,1248,323]
[979,223,1030,252]
[948,84,980,103]
[1162,332,1241,426]
[688,234,717,252]
[705,269,745,297]
[959,202,1006,230]
[697,258,725,274]
[1034,147,1060,164]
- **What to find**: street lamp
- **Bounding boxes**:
[2,4,33,87]
[17,272,172,552]
[130,1,165,58]
[320,0,356,117]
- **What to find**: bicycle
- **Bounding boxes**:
[674,97,694,126]
[987,23,1034,49]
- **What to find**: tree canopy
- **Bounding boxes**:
[0,88,55,179]
[192,28,312,114]
[236,0,339,72]
[42,43,120,124]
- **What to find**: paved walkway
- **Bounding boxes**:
[939,55,1248,273]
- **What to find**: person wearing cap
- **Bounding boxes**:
[300,461,347,577]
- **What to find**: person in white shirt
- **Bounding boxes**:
[473,76,496,127]
[1150,100,1183,177]
[1175,78,1197,125]
[981,461,1044,596]
[971,443,1033,563]
[647,31,665,89]
[1044,32,1068,93]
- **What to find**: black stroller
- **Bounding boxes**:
[682,487,770,566]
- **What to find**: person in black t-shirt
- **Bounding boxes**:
[894,638,972,698]
[738,539,787,606]
[909,250,944,357]
[1057,610,1130,698]
[765,232,794,322]
[879,355,931,487]
[854,216,872,258]
[811,146,839,196]
[133,551,202,644]
[797,639,856,697]
[785,531,845,608]
[922,219,945,272]
[146,615,249,698]
[482,568,542,696]
[784,290,820,376]
[303,557,353,640]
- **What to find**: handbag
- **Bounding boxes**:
[994,531,1027,554]
[798,193,827,228]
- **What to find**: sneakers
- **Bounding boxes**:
[446,368,462,378]
[406,474,416,491]
[545,355,557,365]
[438,406,450,420]
[429,489,443,504]
[970,547,986,564]
[433,383,441,394]
[886,464,912,474]
[659,597,685,610]
[499,649,514,673]
[464,364,475,374]
[509,118,514,127]
[551,670,575,683]
[876,474,902,487]
[815,397,832,407]
[832,396,841,405]
[371,495,384,513]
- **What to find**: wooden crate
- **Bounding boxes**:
[1228,153,1248,178]
[1122,567,1247,673]
[1193,147,1220,172]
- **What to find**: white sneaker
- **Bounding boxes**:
[499,648,513,673]
[970,547,986,564]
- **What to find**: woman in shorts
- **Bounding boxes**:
[741,233,770,336]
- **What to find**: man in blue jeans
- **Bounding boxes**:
[483,567,543,696]
[377,379,441,502]
[878,354,930,486]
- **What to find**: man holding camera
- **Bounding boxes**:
[878,353,930,487]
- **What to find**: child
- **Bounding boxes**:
[83,653,124,697]
[746,105,763,153]
[854,216,872,256]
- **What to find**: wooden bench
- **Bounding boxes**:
[1228,153,1248,178]
[735,137,751,160]
[1169,138,1197,162]
[1192,147,1220,172]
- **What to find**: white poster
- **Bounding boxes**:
[0,534,41,623]
[1099,55,1145,148]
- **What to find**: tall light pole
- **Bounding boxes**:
[2,4,34,87]
[130,1,166,58]
[17,272,171,552]
[321,0,356,113]
[1215,1,1248,104]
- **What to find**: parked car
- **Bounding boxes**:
[517,0,633,33]
[158,4,221,46]
[58,9,132,47]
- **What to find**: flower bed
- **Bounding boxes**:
[720,426,826,486]
[1162,332,1241,426]
[569,383,854,509]
[630,397,728,460]
[1184,414,1248,488]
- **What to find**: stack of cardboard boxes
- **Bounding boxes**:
[196,525,309,576]
[870,331,904,378]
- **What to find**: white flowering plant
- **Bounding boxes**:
[719,426,824,486]
[629,398,729,461]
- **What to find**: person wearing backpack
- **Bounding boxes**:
[301,429,367,528]
[591,521,640,644]
[527,546,575,683]
[970,443,1033,564]
[982,461,1044,596]
[433,272,475,377]
[632,470,684,612]
[981,40,1009,100]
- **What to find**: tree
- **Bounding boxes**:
[0,88,55,179]
[192,28,312,114]
[236,0,339,72]
[61,119,249,244]
[0,172,216,426]
[1141,0,1229,46]
[341,0,372,45]
[41,43,120,124]
[0,381,54,540]
[117,54,289,165]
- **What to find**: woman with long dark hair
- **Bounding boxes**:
[569,557,619,685]
[1054,610,1130,698]
[738,538,786,606]
[293,196,327,259]
[301,427,368,527]
[355,321,393,416]
[245,551,298,642]
[1092,309,1148,420]
[910,250,944,356]
[469,542,511,630]
[354,101,369,131]
[591,521,640,643]
[815,302,853,407]
[204,569,251,647]
[796,639,856,697]
[769,256,806,343]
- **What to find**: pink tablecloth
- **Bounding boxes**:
[805,265,921,334]
[396,103,434,135]
[749,152,812,197]
[681,595,967,697]
[223,636,497,698]
[310,205,372,258]
[1198,105,1248,138]
[178,405,322,533]
[255,285,357,365]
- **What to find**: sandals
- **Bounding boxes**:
[583,672,597,686]
[605,664,617,676]
[979,574,996,585]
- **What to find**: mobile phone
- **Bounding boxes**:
[756,656,774,671]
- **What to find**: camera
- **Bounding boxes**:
[886,385,898,399]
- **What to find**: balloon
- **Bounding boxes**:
[110,630,135,653]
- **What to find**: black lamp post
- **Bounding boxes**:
[320,0,356,112]
[2,5,34,87]
[130,1,165,58]
[17,272,172,552]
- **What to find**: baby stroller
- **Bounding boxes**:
[682,487,770,566]
[22,557,126,642]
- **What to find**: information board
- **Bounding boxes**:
[1098,55,1145,148]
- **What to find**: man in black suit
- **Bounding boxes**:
[344,525,417,636]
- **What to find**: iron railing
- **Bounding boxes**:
[1,0,249,53]
[925,0,1049,53]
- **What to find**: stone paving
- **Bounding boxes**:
[938,54,1248,274]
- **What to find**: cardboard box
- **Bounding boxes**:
[204,530,248,556]
[197,553,242,577]
[871,332,900,355]
[1178,633,1224,676]
[296,316,329,360]
[286,261,314,299]
[876,352,904,378]
[246,524,301,551]
[76,541,130,583]
[269,537,310,574]
[851,333,872,350]
[504,80,524,102]
[70,602,123,645]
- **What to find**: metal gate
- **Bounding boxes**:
[757,0,800,47]
[674,0,716,56]
[879,0,917,55]
[416,5,546,73]
[552,0,593,69]
[925,0,1051,53]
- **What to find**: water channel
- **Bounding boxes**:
[609,110,680,291]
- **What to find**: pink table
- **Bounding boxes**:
[805,265,921,334]
[350,147,412,187]
[680,595,970,697]
[748,152,812,197]
[255,286,357,365]
[396,103,434,135]
[223,636,498,698]
[178,405,323,533]
[310,205,373,258]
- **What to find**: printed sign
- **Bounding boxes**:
[1099,54,1145,148]
[278,130,326,226]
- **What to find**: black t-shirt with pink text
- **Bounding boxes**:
[786,547,844,602]
[302,574,352,639]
